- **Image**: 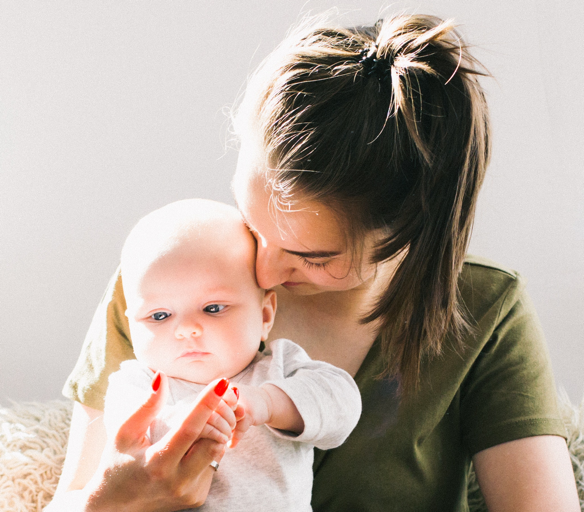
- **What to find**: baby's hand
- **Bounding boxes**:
[228,384,304,448]
[229,384,270,448]
[199,383,239,445]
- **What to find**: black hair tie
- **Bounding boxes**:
[359,47,394,81]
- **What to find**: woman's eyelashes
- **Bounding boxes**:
[300,257,330,270]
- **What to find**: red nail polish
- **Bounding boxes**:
[232,387,239,399]
[214,378,229,397]
[152,372,161,392]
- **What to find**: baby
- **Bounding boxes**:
[103,199,362,512]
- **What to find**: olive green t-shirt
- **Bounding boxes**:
[63,255,566,511]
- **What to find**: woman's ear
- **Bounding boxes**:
[260,290,277,341]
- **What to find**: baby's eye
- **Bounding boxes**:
[151,311,170,321]
[204,304,225,314]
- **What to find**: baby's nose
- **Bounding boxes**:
[175,318,202,339]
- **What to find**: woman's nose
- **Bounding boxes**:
[175,318,202,339]
[255,244,292,289]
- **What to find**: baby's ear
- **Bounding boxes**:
[260,290,277,341]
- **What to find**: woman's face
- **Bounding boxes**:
[232,147,382,295]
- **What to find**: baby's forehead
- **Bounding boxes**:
[127,199,249,247]
[143,200,245,237]
[121,198,255,281]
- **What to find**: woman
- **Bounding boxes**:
[48,14,579,511]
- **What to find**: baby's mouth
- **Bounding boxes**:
[178,350,211,360]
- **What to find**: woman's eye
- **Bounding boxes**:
[151,312,170,321]
[301,258,329,270]
[204,304,225,314]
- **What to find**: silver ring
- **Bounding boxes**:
[210,460,219,472]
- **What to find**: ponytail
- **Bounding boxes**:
[364,17,490,392]
[236,14,491,395]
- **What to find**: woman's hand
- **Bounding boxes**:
[86,373,237,511]
[48,373,238,512]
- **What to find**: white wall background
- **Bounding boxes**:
[1,0,582,404]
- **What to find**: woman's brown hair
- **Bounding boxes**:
[235,14,491,394]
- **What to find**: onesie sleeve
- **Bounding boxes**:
[460,274,566,456]
[63,266,135,411]
[259,339,362,450]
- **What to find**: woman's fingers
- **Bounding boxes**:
[215,399,237,430]
[234,403,246,422]
[184,438,226,472]
[116,371,169,447]
[198,386,239,444]
[154,378,230,463]
[199,407,236,444]
[65,376,232,512]
[223,386,239,411]
[178,438,227,508]
[229,408,252,449]
[200,422,229,444]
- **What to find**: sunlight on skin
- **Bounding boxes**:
[232,146,403,300]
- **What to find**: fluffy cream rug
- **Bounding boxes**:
[0,400,72,512]
[1,393,583,511]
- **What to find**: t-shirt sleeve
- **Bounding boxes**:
[62,266,135,411]
[260,338,362,450]
[460,274,566,456]
[103,360,154,439]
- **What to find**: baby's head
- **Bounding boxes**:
[121,199,276,384]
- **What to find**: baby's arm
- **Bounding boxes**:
[261,384,304,432]
[230,338,362,449]
[230,383,304,447]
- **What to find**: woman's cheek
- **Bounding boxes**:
[312,264,360,288]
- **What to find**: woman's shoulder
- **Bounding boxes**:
[461,254,521,284]
[459,254,528,325]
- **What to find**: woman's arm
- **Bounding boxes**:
[46,402,107,508]
[47,375,237,512]
[473,435,580,512]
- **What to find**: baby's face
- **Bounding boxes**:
[125,230,275,384]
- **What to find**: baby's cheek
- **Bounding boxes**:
[131,332,165,367]
[132,342,156,368]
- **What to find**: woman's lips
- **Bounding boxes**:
[282,281,302,287]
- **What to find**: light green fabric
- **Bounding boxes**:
[63,255,566,511]
[63,266,133,411]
